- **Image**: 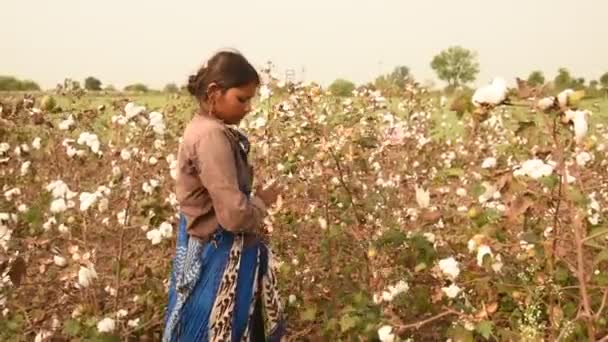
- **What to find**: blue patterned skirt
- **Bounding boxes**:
[163,214,285,341]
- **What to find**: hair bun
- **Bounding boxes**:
[186,74,198,96]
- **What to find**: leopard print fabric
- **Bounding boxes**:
[207,235,285,341]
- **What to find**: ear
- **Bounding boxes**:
[206,82,222,102]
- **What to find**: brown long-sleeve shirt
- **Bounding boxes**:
[176,114,266,240]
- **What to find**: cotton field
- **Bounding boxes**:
[1,78,608,341]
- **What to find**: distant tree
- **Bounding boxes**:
[84,76,102,91]
[572,77,586,90]
[328,78,356,97]
[164,83,179,93]
[430,46,479,88]
[104,85,116,92]
[589,80,599,89]
[124,83,149,92]
[374,66,413,95]
[600,72,608,90]
[554,68,573,90]
[527,71,545,86]
[0,76,41,91]
[600,72,608,97]
[18,80,41,91]
[387,65,411,89]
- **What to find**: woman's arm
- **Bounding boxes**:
[194,128,266,232]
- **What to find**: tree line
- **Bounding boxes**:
[2,46,608,97]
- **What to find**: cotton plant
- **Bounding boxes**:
[76,132,102,155]
[148,111,166,135]
[472,77,509,108]
[46,180,77,213]
[58,114,75,130]
[146,221,173,245]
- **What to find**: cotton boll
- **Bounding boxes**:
[472,78,508,107]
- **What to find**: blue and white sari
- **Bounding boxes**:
[163,129,285,342]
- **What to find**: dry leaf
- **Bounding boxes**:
[8,256,26,287]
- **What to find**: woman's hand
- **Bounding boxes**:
[255,184,280,207]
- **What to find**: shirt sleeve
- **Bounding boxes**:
[194,127,267,232]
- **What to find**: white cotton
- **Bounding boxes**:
[4,188,21,201]
[20,161,31,176]
[0,142,9,155]
[79,192,99,211]
[251,116,267,130]
[127,318,140,328]
[34,330,52,342]
[97,317,116,333]
[492,254,504,273]
[158,222,172,238]
[438,257,460,279]
[576,151,592,167]
[148,112,166,135]
[377,325,395,342]
[58,224,69,233]
[49,198,67,213]
[17,204,28,213]
[318,218,328,230]
[120,149,131,160]
[564,110,590,144]
[43,217,56,231]
[77,132,101,154]
[259,85,272,100]
[558,89,574,108]
[117,210,127,225]
[154,139,165,150]
[472,77,508,107]
[58,115,75,130]
[146,229,162,245]
[148,156,158,165]
[481,157,497,169]
[442,283,462,299]
[415,186,430,209]
[456,188,467,197]
[537,97,555,111]
[78,266,97,288]
[32,137,42,150]
[53,255,68,267]
[46,180,77,200]
[513,159,554,179]
[124,102,146,119]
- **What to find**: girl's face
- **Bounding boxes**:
[208,82,258,125]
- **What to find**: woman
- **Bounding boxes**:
[163,50,285,342]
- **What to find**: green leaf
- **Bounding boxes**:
[448,325,474,342]
[594,250,608,266]
[415,262,427,272]
[444,168,465,177]
[339,314,359,333]
[587,227,608,242]
[300,306,317,322]
[476,320,494,340]
[566,187,586,206]
[63,319,82,336]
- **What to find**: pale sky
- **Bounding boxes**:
[3,0,607,90]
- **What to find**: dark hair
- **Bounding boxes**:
[187,50,260,102]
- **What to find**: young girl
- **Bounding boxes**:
[163,50,285,342]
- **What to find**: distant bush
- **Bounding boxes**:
[163,83,179,93]
[0,76,41,91]
[124,83,149,93]
[84,76,102,91]
[329,79,356,97]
